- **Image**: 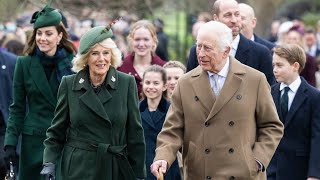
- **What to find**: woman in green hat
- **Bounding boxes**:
[40,24,146,180]
[3,2,77,180]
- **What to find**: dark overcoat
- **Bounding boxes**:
[43,66,146,180]
[140,97,181,180]
[267,78,320,180]
[4,53,73,180]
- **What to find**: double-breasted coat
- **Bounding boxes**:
[140,97,181,180]
[43,66,146,180]
[154,57,284,180]
[4,53,74,180]
[267,78,320,180]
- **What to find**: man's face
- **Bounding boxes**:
[196,30,229,73]
[239,6,256,39]
[214,1,241,38]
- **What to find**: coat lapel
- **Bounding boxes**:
[190,66,215,115]
[207,57,244,121]
[271,83,283,123]
[72,68,113,123]
[29,57,56,107]
[284,79,307,127]
[235,34,249,65]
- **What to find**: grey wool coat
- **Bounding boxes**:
[43,66,146,180]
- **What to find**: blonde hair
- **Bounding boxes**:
[163,61,186,73]
[72,38,122,72]
[127,20,158,53]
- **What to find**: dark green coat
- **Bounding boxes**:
[43,66,146,180]
[4,53,73,180]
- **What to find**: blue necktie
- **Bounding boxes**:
[280,87,290,119]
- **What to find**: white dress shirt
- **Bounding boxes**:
[207,58,230,95]
[280,76,301,110]
[230,35,240,57]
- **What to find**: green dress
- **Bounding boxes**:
[43,67,146,180]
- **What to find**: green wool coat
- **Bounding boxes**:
[43,66,146,180]
[4,54,73,180]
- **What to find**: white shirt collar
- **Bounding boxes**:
[250,35,255,41]
[231,34,240,51]
[280,76,301,93]
[207,57,230,78]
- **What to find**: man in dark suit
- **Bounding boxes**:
[268,44,320,180]
[187,0,275,85]
[239,3,275,51]
[0,49,16,179]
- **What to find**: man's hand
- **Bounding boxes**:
[150,160,168,179]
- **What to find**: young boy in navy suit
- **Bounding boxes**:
[267,44,320,180]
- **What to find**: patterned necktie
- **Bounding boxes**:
[280,87,290,119]
[212,74,220,96]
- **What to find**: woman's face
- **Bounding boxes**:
[143,71,166,101]
[87,44,112,77]
[36,26,62,56]
[132,27,155,57]
[166,67,184,96]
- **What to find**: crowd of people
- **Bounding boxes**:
[0,0,320,179]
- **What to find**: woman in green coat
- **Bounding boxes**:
[41,24,146,180]
[3,2,77,180]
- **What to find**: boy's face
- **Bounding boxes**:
[272,53,299,85]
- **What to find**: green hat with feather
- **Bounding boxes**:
[78,18,121,55]
[30,0,62,29]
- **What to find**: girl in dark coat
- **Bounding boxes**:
[140,65,181,180]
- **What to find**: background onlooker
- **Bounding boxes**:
[154,18,169,61]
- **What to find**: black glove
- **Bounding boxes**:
[4,145,17,168]
[40,162,55,180]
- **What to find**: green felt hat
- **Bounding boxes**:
[78,26,113,55]
[30,0,62,29]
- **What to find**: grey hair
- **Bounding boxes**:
[72,38,122,72]
[199,21,233,52]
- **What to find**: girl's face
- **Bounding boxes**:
[166,67,184,96]
[87,44,112,77]
[143,71,166,101]
[36,26,62,56]
[132,27,155,57]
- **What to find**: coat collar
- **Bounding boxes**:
[72,66,118,91]
[190,56,245,120]
[71,66,119,123]
[271,78,308,128]
[29,56,56,107]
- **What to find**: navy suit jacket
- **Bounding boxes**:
[0,50,17,125]
[254,34,275,51]
[267,78,320,180]
[187,34,276,85]
[140,97,181,180]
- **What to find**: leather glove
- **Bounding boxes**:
[4,145,17,169]
[40,162,55,180]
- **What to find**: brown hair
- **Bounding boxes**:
[273,44,306,73]
[24,22,77,55]
[141,64,167,100]
[127,20,158,53]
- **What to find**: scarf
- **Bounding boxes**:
[36,46,74,82]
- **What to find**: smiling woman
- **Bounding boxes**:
[3,1,77,180]
[41,25,146,180]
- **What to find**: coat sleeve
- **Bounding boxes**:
[253,74,284,168]
[308,91,320,178]
[154,79,184,167]
[126,76,146,178]
[4,58,26,147]
[43,76,70,164]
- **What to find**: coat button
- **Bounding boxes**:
[230,176,235,180]
[205,149,210,154]
[205,122,210,127]
[228,121,234,126]
[206,176,212,179]
[229,148,234,154]
[236,94,242,100]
